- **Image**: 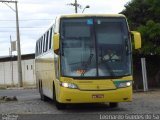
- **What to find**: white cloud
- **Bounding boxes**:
[0,0,131,56]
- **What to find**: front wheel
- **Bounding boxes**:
[55,101,66,110]
[53,83,66,110]
[109,102,118,108]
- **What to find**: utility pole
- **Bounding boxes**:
[0,0,23,87]
[67,0,81,13]
[10,35,14,86]
[75,0,78,13]
[15,1,23,87]
[141,58,148,92]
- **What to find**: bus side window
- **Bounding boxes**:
[46,31,49,51]
[36,43,38,56]
[49,28,53,49]
[38,41,40,55]
[43,34,46,52]
[40,38,42,54]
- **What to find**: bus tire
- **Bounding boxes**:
[55,101,66,110]
[53,83,56,102]
[40,92,48,101]
[53,83,66,109]
[109,102,118,108]
[39,81,48,101]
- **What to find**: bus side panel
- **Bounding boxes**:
[36,51,55,99]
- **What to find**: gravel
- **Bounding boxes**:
[0,89,160,114]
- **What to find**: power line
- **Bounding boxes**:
[0,29,46,32]
[0,19,53,21]
[0,27,48,28]
[0,0,23,87]
[0,29,47,32]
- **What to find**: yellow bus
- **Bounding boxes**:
[35,14,141,109]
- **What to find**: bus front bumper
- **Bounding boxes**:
[57,86,132,103]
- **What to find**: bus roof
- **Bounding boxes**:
[59,14,126,19]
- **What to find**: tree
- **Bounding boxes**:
[121,0,160,55]
[138,20,160,55]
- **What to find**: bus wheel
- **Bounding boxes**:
[40,91,48,101]
[39,81,48,101]
[55,101,66,110]
[109,102,118,108]
[53,84,66,109]
[53,83,56,102]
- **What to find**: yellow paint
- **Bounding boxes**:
[36,14,136,105]
[58,85,132,103]
[131,31,142,49]
[56,76,133,103]
[59,14,126,18]
[53,33,59,52]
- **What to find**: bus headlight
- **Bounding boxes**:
[114,81,132,88]
[61,82,78,89]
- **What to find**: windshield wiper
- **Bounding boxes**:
[81,53,94,76]
[124,36,131,55]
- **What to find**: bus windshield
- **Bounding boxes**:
[60,18,131,78]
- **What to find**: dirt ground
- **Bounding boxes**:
[0,89,160,115]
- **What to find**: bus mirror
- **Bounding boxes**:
[131,31,141,49]
[53,33,59,54]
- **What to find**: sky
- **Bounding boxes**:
[0,0,131,57]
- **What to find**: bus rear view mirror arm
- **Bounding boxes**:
[53,33,60,54]
[131,31,142,49]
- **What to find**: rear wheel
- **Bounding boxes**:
[39,81,48,101]
[109,102,118,108]
[53,83,66,110]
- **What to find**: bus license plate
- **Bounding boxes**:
[92,94,104,98]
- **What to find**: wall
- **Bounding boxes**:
[0,59,36,87]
